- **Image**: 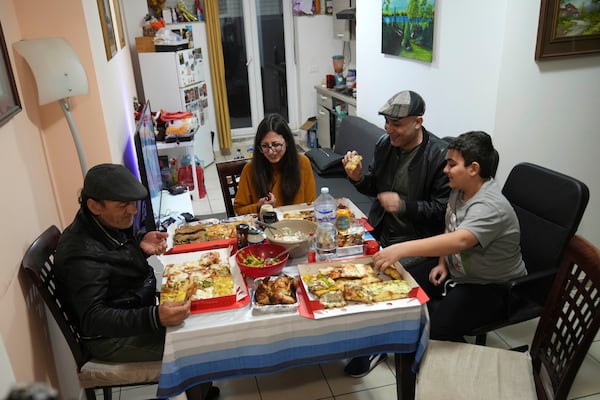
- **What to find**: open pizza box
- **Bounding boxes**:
[164,215,254,254]
[157,247,249,314]
[297,256,429,319]
[275,198,371,230]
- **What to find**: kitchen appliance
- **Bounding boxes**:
[332,55,345,90]
[139,23,215,167]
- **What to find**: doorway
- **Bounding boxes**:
[219,0,296,138]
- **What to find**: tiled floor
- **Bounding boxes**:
[117,144,600,400]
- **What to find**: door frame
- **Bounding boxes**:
[230,0,298,138]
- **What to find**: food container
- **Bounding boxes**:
[264,219,317,258]
[235,243,289,278]
[252,275,299,315]
[297,257,428,319]
[157,247,249,314]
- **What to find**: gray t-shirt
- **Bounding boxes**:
[445,179,526,284]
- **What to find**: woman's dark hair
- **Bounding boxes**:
[252,114,300,204]
[447,131,495,179]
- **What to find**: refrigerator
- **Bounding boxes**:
[138,23,215,167]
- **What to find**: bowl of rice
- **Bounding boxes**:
[264,219,317,258]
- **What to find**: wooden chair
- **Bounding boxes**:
[468,162,589,345]
[21,226,160,400]
[416,234,600,400]
[216,158,249,217]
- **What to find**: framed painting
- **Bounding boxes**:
[97,0,117,60]
[381,0,436,63]
[535,0,600,60]
[112,0,126,49]
[0,22,21,127]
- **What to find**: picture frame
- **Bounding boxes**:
[535,0,600,60]
[97,0,117,60]
[112,0,126,49]
[0,21,21,127]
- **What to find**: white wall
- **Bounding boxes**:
[355,0,599,246]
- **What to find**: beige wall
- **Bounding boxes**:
[1,0,138,397]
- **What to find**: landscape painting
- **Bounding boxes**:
[382,0,435,62]
[555,0,600,38]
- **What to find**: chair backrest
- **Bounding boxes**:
[530,235,600,400]
[503,162,589,304]
[21,225,89,370]
[216,159,249,217]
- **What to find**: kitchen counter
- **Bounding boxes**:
[315,85,357,106]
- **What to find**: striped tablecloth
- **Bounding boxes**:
[157,287,429,398]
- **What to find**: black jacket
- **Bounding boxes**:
[353,128,450,242]
[54,208,162,339]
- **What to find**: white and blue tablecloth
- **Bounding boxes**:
[157,289,429,398]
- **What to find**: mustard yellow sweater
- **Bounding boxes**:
[234,154,317,215]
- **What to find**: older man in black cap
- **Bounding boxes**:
[341,90,450,377]
[55,163,219,399]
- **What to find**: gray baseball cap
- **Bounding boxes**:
[378,90,426,119]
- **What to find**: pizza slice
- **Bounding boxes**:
[319,290,347,308]
[382,265,402,280]
[343,283,373,304]
[364,280,412,302]
[339,263,373,279]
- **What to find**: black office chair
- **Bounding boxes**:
[468,162,589,345]
[417,234,600,400]
[21,226,161,400]
[216,158,249,217]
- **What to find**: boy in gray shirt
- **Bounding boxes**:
[374,131,526,342]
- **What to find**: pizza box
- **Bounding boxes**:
[275,198,371,230]
[156,247,249,314]
[297,256,429,319]
[165,215,255,254]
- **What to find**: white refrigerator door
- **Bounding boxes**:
[175,48,203,87]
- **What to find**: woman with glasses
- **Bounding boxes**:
[234,114,316,215]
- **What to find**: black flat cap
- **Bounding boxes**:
[378,90,426,119]
[82,163,148,201]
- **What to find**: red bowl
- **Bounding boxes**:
[235,243,289,278]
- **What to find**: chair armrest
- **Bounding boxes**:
[496,267,559,314]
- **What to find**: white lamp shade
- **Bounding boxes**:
[14,38,88,105]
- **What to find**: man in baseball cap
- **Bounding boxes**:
[82,163,148,201]
[56,163,219,399]
[341,91,450,377]
[377,90,426,120]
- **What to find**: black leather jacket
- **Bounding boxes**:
[55,208,162,339]
[353,127,450,242]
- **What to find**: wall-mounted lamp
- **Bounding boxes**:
[14,38,89,176]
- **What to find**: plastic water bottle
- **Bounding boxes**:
[314,187,336,223]
[315,222,337,261]
[314,187,337,261]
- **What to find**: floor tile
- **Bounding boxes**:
[589,341,600,363]
[256,364,332,400]
[493,318,539,348]
[214,376,261,400]
[119,383,157,399]
[321,358,395,396]
[568,356,600,399]
[334,384,397,400]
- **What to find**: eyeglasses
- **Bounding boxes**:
[259,142,285,153]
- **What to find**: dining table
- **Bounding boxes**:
[156,262,430,400]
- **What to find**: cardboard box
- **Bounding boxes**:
[135,36,155,53]
[297,256,428,319]
[157,248,249,314]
